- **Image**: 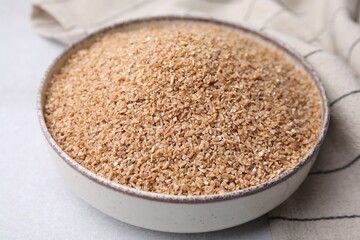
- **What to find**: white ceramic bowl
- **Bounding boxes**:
[38,17,330,233]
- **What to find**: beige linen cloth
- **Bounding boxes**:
[31,0,360,239]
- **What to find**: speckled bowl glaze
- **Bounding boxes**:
[38,16,330,233]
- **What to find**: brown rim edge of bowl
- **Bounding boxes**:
[37,16,330,204]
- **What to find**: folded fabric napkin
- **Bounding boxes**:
[31,0,360,239]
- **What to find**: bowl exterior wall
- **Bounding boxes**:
[50,146,317,233]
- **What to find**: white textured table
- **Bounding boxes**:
[0,1,271,239]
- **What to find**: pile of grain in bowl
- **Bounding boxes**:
[45,20,322,196]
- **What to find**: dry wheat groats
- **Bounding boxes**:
[45,21,322,196]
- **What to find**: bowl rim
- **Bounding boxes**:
[37,16,330,204]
